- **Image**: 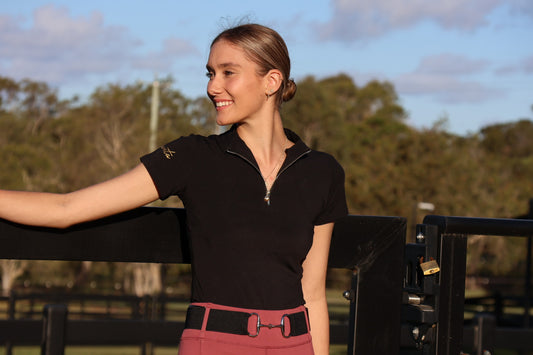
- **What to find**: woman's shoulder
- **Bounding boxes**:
[285,128,344,174]
[164,132,210,145]
[308,149,339,162]
[162,131,225,149]
[307,148,343,169]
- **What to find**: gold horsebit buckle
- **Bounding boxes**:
[247,313,291,338]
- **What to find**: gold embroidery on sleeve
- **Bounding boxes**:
[161,146,175,159]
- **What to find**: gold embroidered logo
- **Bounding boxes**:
[161,146,175,159]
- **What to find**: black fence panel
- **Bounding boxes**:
[405,214,533,355]
[0,208,407,355]
[330,215,406,354]
[0,207,190,263]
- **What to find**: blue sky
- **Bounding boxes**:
[1,0,532,135]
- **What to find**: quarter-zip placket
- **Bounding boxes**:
[226,148,311,206]
[265,149,311,205]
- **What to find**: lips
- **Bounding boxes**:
[215,100,233,110]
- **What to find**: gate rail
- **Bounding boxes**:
[403,214,533,355]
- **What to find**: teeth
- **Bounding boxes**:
[216,101,232,107]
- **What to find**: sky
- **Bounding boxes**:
[1,0,532,135]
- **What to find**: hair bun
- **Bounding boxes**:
[282,79,297,102]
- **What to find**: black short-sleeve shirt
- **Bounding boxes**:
[141,126,348,310]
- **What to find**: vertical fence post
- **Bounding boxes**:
[6,291,16,355]
[436,233,468,355]
[525,236,531,328]
[346,271,358,355]
[41,304,68,355]
[520,200,533,355]
[141,295,151,355]
[473,313,495,355]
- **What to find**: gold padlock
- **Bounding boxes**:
[420,259,440,275]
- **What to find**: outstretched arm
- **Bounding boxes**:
[0,163,159,229]
[302,222,334,355]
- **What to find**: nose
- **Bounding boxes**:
[207,75,222,98]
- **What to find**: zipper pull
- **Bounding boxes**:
[264,190,271,206]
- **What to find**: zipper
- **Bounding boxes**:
[227,148,311,206]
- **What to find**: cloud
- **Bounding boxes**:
[495,55,533,75]
[0,5,134,82]
[133,37,200,71]
[0,5,197,85]
[416,53,490,75]
[395,53,502,104]
[508,0,533,19]
[397,73,501,104]
[315,0,504,42]
[525,56,533,73]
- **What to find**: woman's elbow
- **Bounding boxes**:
[302,284,327,304]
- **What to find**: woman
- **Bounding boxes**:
[0,24,347,354]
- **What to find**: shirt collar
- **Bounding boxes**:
[220,124,311,170]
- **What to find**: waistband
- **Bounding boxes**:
[184,302,310,338]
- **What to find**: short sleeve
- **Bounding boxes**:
[140,135,199,200]
[314,158,349,225]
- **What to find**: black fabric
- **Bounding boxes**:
[184,305,205,330]
[286,310,309,336]
[141,126,348,309]
[185,306,309,337]
[206,309,251,335]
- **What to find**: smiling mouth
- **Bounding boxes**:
[215,100,233,109]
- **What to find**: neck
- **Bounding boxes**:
[236,110,287,162]
[235,111,294,184]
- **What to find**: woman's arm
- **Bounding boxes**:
[0,163,159,228]
[302,222,334,355]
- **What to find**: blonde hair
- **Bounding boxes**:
[211,24,297,106]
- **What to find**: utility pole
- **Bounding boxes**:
[146,79,163,354]
[149,78,160,152]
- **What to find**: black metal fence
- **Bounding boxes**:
[0,292,169,320]
[0,207,406,355]
[2,204,533,354]
[402,213,533,355]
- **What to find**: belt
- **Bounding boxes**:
[185,305,309,338]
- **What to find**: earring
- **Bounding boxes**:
[266,90,274,99]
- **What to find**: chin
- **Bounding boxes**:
[216,118,230,126]
[216,115,240,127]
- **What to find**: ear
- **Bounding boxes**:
[265,69,283,95]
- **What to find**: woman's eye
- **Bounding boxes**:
[205,70,234,79]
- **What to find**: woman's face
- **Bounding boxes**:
[206,40,270,126]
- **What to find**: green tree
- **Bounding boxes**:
[0,77,71,294]
[282,74,409,216]
[2,73,533,294]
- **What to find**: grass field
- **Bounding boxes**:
[0,345,349,355]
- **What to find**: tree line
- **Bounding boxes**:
[1,74,532,295]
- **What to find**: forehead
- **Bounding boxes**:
[207,40,251,68]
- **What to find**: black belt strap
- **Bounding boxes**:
[184,305,309,337]
[184,305,205,330]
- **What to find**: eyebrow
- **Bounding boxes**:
[206,62,242,71]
